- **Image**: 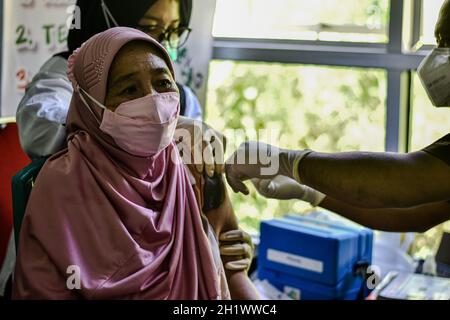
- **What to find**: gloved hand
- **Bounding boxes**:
[225,141,312,194]
[219,230,254,272]
[175,117,226,178]
[251,175,326,207]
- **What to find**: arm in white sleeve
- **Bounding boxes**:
[181,85,203,121]
[16,57,73,159]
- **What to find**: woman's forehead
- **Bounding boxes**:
[110,42,170,76]
[142,0,180,21]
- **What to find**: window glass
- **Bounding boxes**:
[410,72,450,151]
[206,60,387,232]
[212,0,390,43]
[422,0,445,45]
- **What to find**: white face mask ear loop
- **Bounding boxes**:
[101,0,119,29]
[77,85,106,125]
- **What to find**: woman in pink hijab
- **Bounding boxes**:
[13,27,258,300]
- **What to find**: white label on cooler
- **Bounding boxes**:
[267,249,324,273]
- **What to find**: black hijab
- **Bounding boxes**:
[59,0,192,58]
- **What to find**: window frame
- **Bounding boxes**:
[411,0,444,50]
[211,0,432,153]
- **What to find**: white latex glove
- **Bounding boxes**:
[175,116,226,177]
[225,141,312,195]
[251,175,326,207]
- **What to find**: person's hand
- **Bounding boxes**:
[219,230,254,272]
[251,175,326,206]
[175,116,226,177]
[225,141,312,195]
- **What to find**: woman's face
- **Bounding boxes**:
[104,42,178,112]
[138,0,180,40]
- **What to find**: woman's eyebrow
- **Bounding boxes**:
[111,67,171,88]
[140,15,180,25]
[110,71,137,88]
[152,67,171,76]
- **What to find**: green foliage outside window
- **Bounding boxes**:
[206,61,386,233]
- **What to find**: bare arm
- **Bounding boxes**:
[300,151,450,209]
[320,196,450,233]
[205,188,260,300]
[188,165,259,300]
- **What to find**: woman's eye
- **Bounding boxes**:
[157,79,175,89]
[139,25,157,32]
[120,85,138,95]
[138,25,162,37]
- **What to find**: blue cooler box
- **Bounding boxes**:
[258,215,373,300]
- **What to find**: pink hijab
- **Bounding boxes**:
[13,27,222,300]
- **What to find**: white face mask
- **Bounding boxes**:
[417,47,450,107]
